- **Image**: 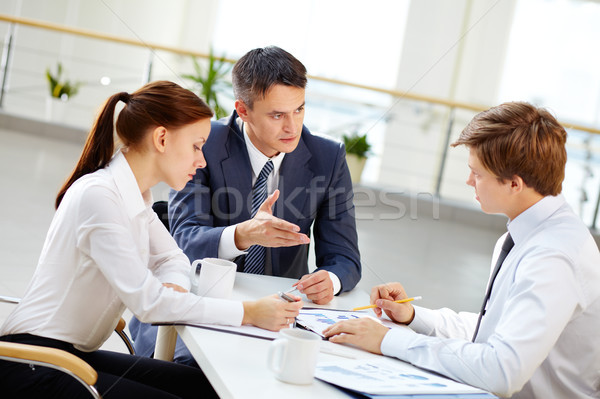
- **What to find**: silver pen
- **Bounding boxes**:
[278,291,297,327]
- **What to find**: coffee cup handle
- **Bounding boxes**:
[267,338,287,375]
[190,259,202,295]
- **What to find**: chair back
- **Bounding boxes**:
[152,201,170,232]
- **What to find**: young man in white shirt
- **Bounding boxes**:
[323,102,600,399]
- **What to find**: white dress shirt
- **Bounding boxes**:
[380,195,600,398]
[217,119,342,294]
[1,151,243,351]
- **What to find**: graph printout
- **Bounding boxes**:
[296,308,399,337]
[315,359,491,396]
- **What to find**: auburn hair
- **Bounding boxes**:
[55,80,213,208]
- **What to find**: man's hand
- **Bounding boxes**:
[162,283,188,293]
[370,282,415,324]
[235,190,310,250]
[295,270,334,305]
[242,294,303,331]
[322,317,388,354]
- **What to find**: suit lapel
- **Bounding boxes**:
[221,113,253,223]
[219,120,313,275]
[276,130,313,223]
[273,130,313,276]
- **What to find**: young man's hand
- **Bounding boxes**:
[370,282,415,324]
[322,317,388,354]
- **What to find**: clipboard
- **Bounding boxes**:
[153,322,280,341]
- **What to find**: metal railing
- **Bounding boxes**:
[0,13,599,230]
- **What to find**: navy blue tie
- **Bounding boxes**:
[244,160,274,274]
[472,233,514,342]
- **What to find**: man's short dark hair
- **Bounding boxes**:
[232,46,307,109]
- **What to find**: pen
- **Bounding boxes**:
[351,296,422,311]
[284,287,299,294]
[278,291,296,302]
[278,291,297,327]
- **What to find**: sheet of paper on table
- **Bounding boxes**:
[296,308,404,337]
[158,307,403,343]
[315,358,496,397]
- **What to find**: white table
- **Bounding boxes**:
[155,273,381,398]
[155,273,495,399]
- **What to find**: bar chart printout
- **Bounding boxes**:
[315,359,495,397]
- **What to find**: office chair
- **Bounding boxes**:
[152,200,170,231]
[0,295,136,398]
[0,340,102,398]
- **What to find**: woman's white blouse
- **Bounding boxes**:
[1,152,243,351]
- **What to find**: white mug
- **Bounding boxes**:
[267,328,321,385]
[190,258,237,298]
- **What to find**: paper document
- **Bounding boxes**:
[315,358,494,397]
[297,308,403,337]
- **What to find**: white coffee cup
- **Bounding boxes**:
[190,258,237,298]
[267,328,321,385]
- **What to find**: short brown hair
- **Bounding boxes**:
[451,102,567,196]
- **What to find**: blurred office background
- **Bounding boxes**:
[1,0,599,334]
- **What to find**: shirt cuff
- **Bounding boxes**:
[328,272,342,295]
[201,297,244,326]
[160,269,192,291]
[407,305,437,335]
[380,326,418,358]
[218,225,247,260]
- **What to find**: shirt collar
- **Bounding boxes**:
[108,150,153,219]
[238,117,285,177]
[507,194,566,245]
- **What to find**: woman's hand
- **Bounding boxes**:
[242,294,303,331]
[162,283,188,293]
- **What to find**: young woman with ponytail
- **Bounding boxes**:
[0,81,302,398]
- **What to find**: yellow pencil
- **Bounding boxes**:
[351,296,422,311]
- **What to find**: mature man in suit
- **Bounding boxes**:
[130,46,361,364]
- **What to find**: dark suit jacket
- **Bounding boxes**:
[169,112,361,292]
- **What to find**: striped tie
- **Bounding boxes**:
[244,160,274,274]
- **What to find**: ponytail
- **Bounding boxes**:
[55,81,213,209]
[55,92,129,208]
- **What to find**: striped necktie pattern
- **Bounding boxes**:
[243,160,274,274]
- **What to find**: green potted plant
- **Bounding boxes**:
[45,62,82,122]
[183,48,232,120]
[342,132,371,184]
[46,62,82,101]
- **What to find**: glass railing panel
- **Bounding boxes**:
[1,16,599,230]
[564,129,600,228]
